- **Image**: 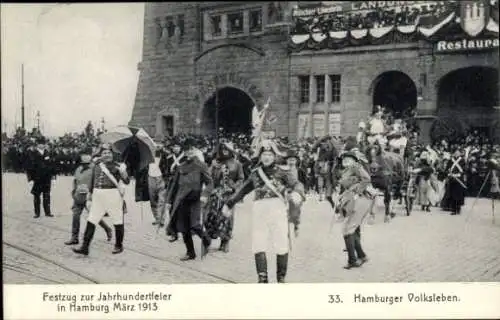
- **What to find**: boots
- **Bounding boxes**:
[219,239,230,253]
[99,220,113,242]
[255,252,268,283]
[73,222,96,256]
[112,224,124,254]
[343,234,361,269]
[64,237,78,245]
[353,230,368,265]
[277,253,288,283]
[181,232,196,260]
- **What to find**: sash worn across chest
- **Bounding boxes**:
[256,167,286,204]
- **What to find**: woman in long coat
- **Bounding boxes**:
[165,138,213,261]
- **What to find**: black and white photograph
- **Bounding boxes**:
[2,1,500,319]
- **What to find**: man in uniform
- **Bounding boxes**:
[222,140,305,283]
[64,152,113,245]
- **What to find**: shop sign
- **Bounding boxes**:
[292,1,444,17]
[435,38,499,53]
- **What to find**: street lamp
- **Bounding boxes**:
[214,87,219,148]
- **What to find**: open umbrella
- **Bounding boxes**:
[99,126,156,172]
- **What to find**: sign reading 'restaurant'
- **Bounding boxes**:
[435,38,500,53]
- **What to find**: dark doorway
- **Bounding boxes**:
[202,87,254,135]
[162,115,174,136]
[438,67,498,110]
[372,71,417,118]
[437,67,499,141]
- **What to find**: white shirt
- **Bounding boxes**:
[369,118,385,134]
[148,157,162,177]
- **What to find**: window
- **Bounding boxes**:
[330,75,341,103]
[250,9,263,32]
[268,2,284,24]
[166,16,175,37]
[315,75,325,103]
[299,76,310,103]
[228,12,244,34]
[177,15,185,36]
[210,15,222,37]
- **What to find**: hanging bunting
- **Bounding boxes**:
[288,0,499,52]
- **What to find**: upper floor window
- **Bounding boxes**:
[250,9,263,32]
[228,12,244,34]
[315,75,325,103]
[299,76,310,103]
[166,16,175,37]
[330,75,341,103]
[210,15,222,37]
[268,2,284,24]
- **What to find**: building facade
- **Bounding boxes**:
[130,1,500,143]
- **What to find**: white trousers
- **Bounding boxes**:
[252,198,289,255]
[88,188,123,225]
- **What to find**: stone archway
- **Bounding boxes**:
[200,86,256,135]
[437,66,499,140]
[371,71,417,118]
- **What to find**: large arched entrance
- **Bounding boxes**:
[372,71,417,117]
[436,66,499,142]
[202,87,254,135]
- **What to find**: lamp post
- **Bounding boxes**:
[215,87,219,147]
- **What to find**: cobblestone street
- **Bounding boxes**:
[3,173,500,284]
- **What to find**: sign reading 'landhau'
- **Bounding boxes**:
[289,0,499,52]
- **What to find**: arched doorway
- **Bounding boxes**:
[202,87,254,135]
[372,71,417,118]
[437,66,499,142]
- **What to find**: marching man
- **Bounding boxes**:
[222,140,305,283]
[73,144,130,256]
[164,138,213,261]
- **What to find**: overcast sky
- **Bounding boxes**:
[1,3,144,137]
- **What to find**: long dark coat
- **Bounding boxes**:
[134,167,150,202]
[26,149,55,194]
[165,158,213,234]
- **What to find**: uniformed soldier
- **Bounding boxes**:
[222,140,305,283]
[64,152,112,245]
[73,144,130,256]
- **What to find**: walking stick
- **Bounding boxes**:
[467,171,491,220]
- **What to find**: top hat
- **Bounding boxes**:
[182,137,196,150]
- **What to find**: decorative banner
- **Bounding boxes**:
[297,114,309,139]
[289,0,499,52]
[328,113,342,136]
[313,114,326,137]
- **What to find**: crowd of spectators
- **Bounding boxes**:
[2,120,499,199]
